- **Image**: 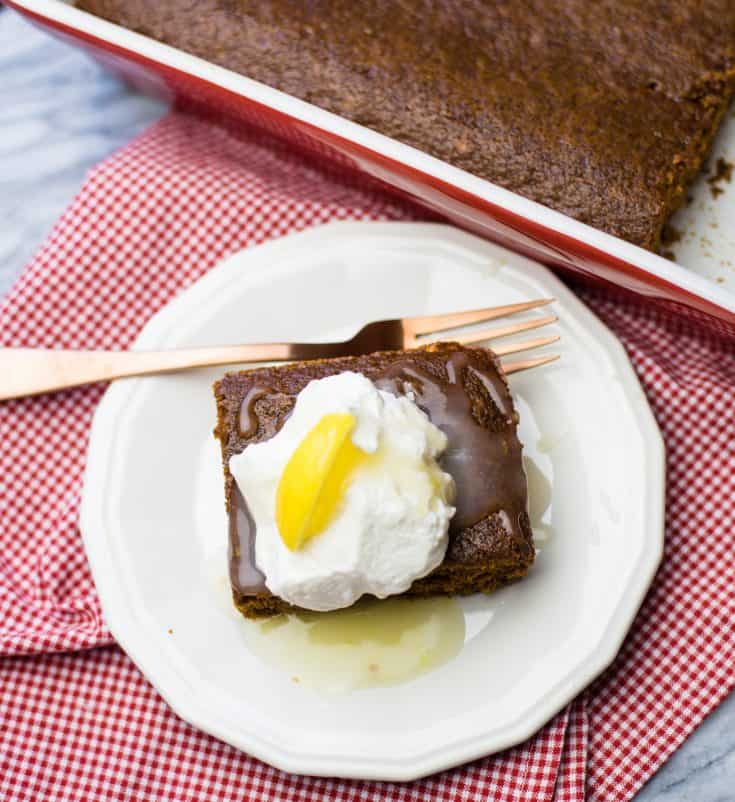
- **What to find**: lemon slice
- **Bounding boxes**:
[276,413,367,551]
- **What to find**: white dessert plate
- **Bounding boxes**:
[80,221,665,781]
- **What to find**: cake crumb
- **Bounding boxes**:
[291,676,300,683]
[368,663,380,673]
[167,628,173,635]
[706,157,733,198]
[661,224,682,248]
[660,225,682,260]
[716,277,725,283]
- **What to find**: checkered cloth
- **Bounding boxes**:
[1,113,734,802]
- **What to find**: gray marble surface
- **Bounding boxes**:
[0,7,163,295]
[1,8,733,800]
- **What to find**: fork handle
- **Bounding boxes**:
[0,342,332,401]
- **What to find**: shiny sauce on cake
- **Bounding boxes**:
[238,384,275,438]
[229,486,266,592]
[228,349,528,597]
[374,349,527,534]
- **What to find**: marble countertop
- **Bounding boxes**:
[1,8,733,800]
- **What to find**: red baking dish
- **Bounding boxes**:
[7,0,735,338]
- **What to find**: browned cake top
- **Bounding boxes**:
[78,0,735,248]
[213,344,534,597]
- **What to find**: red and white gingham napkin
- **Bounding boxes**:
[1,112,734,802]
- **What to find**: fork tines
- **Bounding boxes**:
[411,297,559,375]
[502,353,560,375]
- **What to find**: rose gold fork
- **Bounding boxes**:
[0,299,558,401]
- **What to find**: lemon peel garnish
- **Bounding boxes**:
[276,413,367,550]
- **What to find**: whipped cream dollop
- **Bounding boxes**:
[229,371,455,612]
